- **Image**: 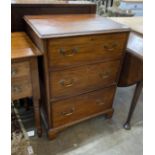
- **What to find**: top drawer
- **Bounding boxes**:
[47,33,128,69]
[11,61,30,78]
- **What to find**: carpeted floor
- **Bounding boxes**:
[27,85,143,155]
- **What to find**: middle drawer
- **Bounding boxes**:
[50,60,120,99]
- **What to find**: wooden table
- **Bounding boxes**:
[109,17,143,35]
[109,17,143,129]
[11,0,96,32]
[11,32,42,136]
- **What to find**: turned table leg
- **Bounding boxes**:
[123,80,143,130]
[33,98,42,137]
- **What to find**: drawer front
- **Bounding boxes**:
[52,86,115,127]
[11,61,30,78]
[48,33,127,68]
[50,60,120,99]
[11,78,32,100]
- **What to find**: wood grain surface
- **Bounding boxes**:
[50,60,120,100]
[11,32,42,59]
[52,86,116,127]
[24,14,129,38]
[48,32,128,69]
[118,32,143,86]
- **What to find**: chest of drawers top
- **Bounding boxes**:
[11,32,42,60]
[24,14,129,39]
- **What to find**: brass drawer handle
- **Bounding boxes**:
[96,99,105,106]
[12,85,21,93]
[99,71,110,79]
[59,79,74,87]
[61,108,75,116]
[11,68,17,76]
[59,47,79,57]
[103,43,117,51]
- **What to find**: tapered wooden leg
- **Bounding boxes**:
[33,98,42,137]
[124,81,143,130]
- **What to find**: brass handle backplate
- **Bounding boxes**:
[96,99,105,106]
[103,43,118,51]
[59,47,79,57]
[99,71,110,79]
[59,79,74,87]
[61,108,75,116]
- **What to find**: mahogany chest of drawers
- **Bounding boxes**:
[24,14,129,139]
[11,32,42,136]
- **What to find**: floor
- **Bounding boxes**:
[29,85,143,155]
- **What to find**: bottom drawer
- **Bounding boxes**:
[51,86,116,127]
[11,78,32,100]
